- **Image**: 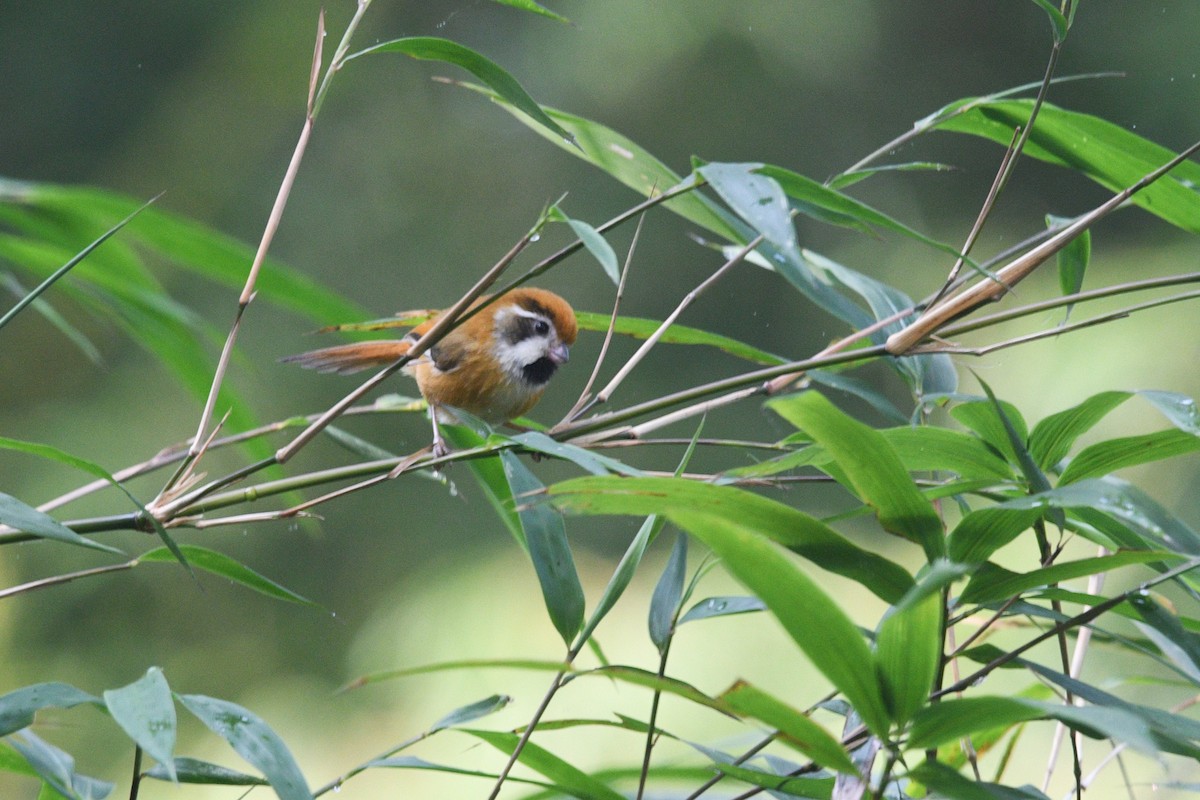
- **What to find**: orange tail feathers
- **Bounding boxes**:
[280,340,412,375]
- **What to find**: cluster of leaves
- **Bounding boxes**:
[4,1,1200,799]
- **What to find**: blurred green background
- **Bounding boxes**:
[3,2,1200,797]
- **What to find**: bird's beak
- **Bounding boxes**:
[548,343,570,365]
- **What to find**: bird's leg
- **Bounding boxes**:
[429,402,449,458]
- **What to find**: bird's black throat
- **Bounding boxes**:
[522,357,558,385]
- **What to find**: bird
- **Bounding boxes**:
[283,287,577,456]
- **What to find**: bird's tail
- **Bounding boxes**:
[280,340,412,375]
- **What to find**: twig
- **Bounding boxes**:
[590,233,764,407]
[0,560,138,600]
[886,137,1200,354]
[562,210,646,423]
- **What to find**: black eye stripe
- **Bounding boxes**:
[503,313,552,344]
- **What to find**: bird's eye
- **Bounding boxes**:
[534,319,550,335]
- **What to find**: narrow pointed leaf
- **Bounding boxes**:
[0,683,98,738]
[140,546,319,608]
[509,431,638,476]
[1139,390,1200,434]
[501,450,584,643]
[349,37,573,144]
[144,757,266,786]
[960,550,1181,605]
[936,100,1200,233]
[909,696,1156,754]
[721,682,857,773]
[578,515,664,646]
[671,509,891,735]
[876,591,942,725]
[947,507,1042,564]
[465,729,625,800]
[880,426,1015,481]
[7,730,113,800]
[430,695,512,732]
[488,0,569,23]
[648,534,686,654]
[573,310,786,365]
[679,596,766,624]
[549,207,619,284]
[1027,390,1131,471]
[103,668,176,781]
[1130,593,1200,685]
[443,425,525,548]
[910,760,1050,800]
[1047,214,1090,315]
[0,492,123,555]
[950,398,1029,466]
[1059,428,1200,484]
[547,475,914,603]
[178,694,312,800]
[769,391,944,559]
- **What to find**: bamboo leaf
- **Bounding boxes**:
[875,591,942,726]
[0,492,123,555]
[720,681,858,774]
[577,515,664,646]
[140,546,319,608]
[350,37,574,144]
[960,551,1180,605]
[679,595,766,624]
[178,694,312,800]
[465,729,625,800]
[0,683,98,738]
[547,475,914,603]
[144,757,266,786]
[7,730,114,800]
[488,0,569,23]
[648,533,686,654]
[947,506,1042,564]
[502,450,585,643]
[1059,429,1200,484]
[572,311,787,365]
[548,206,619,284]
[936,100,1200,233]
[769,391,944,560]
[1027,390,1131,471]
[102,668,176,782]
[671,509,892,735]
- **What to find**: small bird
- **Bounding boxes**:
[283,287,577,455]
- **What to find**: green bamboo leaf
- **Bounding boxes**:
[577,516,664,646]
[430,695,512,732]
[671,509,891,735]
[1060,429,1200,485]
[876,591,942,726]
[910,759,1050,800]
[140,546,318,608]
[769,391,944,560]
[950,398,1029,466]
[465,729,625,800]
[342,658,568,691]
[1047,214,1090,318]
[1139,390,1200,434]
[102,668,176,782]
[1027,390,1132,471]
[936,100,1200,233]
[679,595,766,624]
[349,37,574,145]
[366,755,552,789]
[0,492,123,555]
[573,310,786,365]
[700,163,876,328]
[547,475,914,603]
[909,696,1156,754]
[1021,658,1200,757]
[1026,0,1069,42]
[960,551,1180,605]
[509,431,639,476]
[757,163,965,261]
[488,0,569,23]
[881,426,1016,481]
[947,507,1043,564]
[829,161,954,190]
[7,730,114,800]
[1130,593,1200,685]
[0,683,98,738]
[807,369,908,424]
[443,424,525,548]
[548,206,619,284]
[648,534,686,654]
[144,757,266,786]
[178,694,312,800]
[0,741,37,777]
[0,194,152,331]
[501,450,585,643]
[720,682,857,773]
